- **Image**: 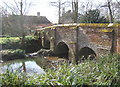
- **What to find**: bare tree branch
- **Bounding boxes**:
[50,0,71,24]
[50,2,59,7]
[23,0,32,15]
[13,0,21,13]
[3,0,32,15]
[3,1,18,14]
[116,0,120,5]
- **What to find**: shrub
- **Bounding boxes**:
[1,49,26,61]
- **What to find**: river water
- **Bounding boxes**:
[0,56,66,75]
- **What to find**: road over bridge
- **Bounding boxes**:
[36,23,120,63]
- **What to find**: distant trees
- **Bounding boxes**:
[110,0,120,23]
[2,0,32,37]
[79,9,109,23]
[72,0,78,23]
[97,0,120,23]
[59,0,120,23]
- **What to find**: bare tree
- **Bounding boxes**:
[75,0,95,23]
[50,0,70,24]
[2,0,32,72]
[101,0,119,54]
[2,0,32,43]
[79,1,93,14]
[107,0,114,23]
[116,0,120,6]
[100,0,120,23]
[72,0,78,23]
[3,0,31,15]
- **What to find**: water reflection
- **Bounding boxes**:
[0,58,45,74]
[0,56,67,74]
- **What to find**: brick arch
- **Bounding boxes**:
[55,41,69,59]
[78,47,96,61]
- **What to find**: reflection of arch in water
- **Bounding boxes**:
[44,40,50,49]
[55,42,69,59]
[78,47,96,60]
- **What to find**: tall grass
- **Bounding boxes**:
[0,54,120,86]
[1,68,26,86]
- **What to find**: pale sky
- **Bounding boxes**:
[27,0,106,23]
[1,0,117,23]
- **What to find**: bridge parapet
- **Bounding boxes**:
[36,23,120,63]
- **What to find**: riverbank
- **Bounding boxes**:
[0,36,42,61]
[1,54,119,86]
[0,49,26,61]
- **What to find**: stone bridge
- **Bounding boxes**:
[36,23,120,63]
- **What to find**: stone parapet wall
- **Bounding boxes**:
[36,23,120,63]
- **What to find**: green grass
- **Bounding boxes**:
[0,37,21,50]
[0,37,20,44]
[0,36,33,44]
[0,54,119,86]
[0,36,35,50]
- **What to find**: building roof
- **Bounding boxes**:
[24,15,52,24]
[8,15,52,25]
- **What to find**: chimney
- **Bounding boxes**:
[37,12,40,17]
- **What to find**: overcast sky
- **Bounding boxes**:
[28,0,105,23]
[0,0,117,23]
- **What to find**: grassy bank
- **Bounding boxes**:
[0,36,42,61]
[0,36,42,52]
[0,36,33,50]
[0,54,119,86]
[0,37,19,44]
[1,49,26,61]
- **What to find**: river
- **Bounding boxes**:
[0,56,66,75]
